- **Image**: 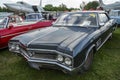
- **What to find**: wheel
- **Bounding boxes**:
[83,49,94,71]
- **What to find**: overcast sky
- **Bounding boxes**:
[0,0,119,8]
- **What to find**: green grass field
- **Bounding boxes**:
[0,28,120,80]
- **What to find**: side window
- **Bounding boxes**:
[9,17,15,23]
[99,13,109,23]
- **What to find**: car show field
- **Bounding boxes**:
[0,27,120,80]
[0,0,120,79]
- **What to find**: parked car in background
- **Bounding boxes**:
[0,14,53,49]
[9,11,117,74]
[109,10,120,26]
[25,12,57,22]
[0,12,13,19]
[25,13,44,22]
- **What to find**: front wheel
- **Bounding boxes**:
[82,49,94,71]
[108,33,113,40]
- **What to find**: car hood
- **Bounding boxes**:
[13,26,95,52]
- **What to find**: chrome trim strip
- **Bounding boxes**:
[28,59,74,71]
[74,44,95,71]
[5,17,9,28]
[30,57,57,62]
[1,31,28,38]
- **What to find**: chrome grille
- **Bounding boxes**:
[31,52,57,60]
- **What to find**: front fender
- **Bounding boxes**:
[73,44,95,68]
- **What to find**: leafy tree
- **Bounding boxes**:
[0,7,2,12]
[43,3,78,11]
[58,3,67,11]
[84,1,99,10]
[0,6,12,12]
[44,4,54,11]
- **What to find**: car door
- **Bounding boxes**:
[98,13,113,43]
[8,16,29,34]
[35,20,52,29]
[1,17,29,46]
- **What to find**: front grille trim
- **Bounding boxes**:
[27,48,73,58]
[29,51,57,60]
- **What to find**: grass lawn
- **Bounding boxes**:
[0,28,120,80]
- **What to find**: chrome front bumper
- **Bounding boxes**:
[22,52,77,73]
[19,48,77,73]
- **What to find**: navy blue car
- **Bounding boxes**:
[9,11,117,74]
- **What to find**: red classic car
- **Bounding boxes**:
[0,14,53,49]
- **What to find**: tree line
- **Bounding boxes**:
[0,7,11,12]
[43,3,79,11]
[0,1,99,12]
[43,1,99,11]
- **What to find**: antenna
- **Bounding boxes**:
[40,0,42,7]
[99,0,105,6]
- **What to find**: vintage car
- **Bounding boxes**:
[9,11,116,74]
[109,10,120,26]
[25,13,43,22]
[0,14,53,49]
[25,12,57,22]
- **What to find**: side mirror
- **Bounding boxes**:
[8,24,14,29]
[109,19,115,24]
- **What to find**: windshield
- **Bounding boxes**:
[0,18,8,28]
[25,14,43,21]
[54,13,97,27]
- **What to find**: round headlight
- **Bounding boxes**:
[16,45,20,50]
[29,51,35,57]
[65,57,72,66]
[57,55,64,62]
[10,44,16,50]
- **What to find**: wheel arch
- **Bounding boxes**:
[84,44,95,63]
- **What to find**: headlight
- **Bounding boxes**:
[16,44,20,50]
[65,57,72,66]
[10,44,16,50]
[57,55,64,62]
[9,43,20,51]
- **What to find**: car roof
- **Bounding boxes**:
[26,13,42,15]
[67,10,106,14]
[110,10,120,12]
[0,12,13,17]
